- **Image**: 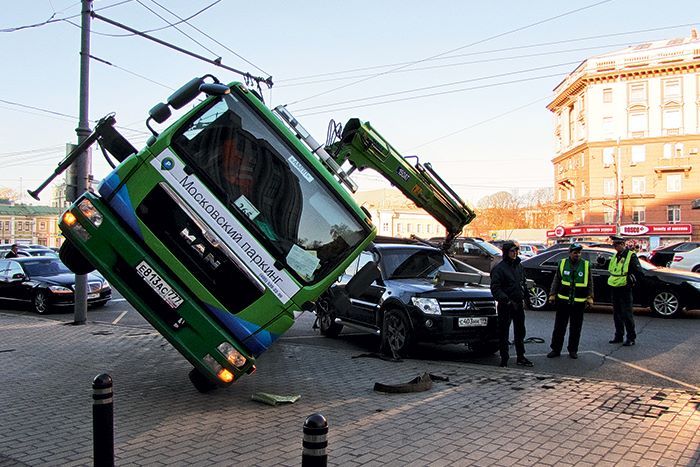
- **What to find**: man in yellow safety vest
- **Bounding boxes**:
[547,243,593,359]
[607,235,641,346]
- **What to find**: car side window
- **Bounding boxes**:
[542,252,567,267]
[0,260,8,280]
[589,252,611,270]
[7,261,23,278]
[462,244,481,256]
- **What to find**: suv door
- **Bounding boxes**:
[347,251,384,327]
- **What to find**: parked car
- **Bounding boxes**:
[0,245,58,258]
[429,236,502,272]
[522,247,700,317]
[518,244,538,258]
[539,241,602,254]
[647,242,700,267]
[315,241,499,356]
[670,246,700,273]
[0,256,111,313]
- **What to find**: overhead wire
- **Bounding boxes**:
[294,61,579,113]
[287,0,612,106]
[279,22,698,83]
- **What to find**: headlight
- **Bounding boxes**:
[688,281,700,291]
[217,342,247,368]
[78,199,103,227]
[101,280,110,290]
[48,285,72,294]
[411,297,441,315]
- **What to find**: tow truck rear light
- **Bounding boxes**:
[217,342,247,368]
[217,369,234,383]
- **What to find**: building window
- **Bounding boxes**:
[396,223,402,233]
[663,143,672,159]
[631,176,646,194]
[603,88,612,103]
[663,78,681,101]
[667,205,681,223]
[628,82,647,103]
[667,174,682,192]
[568,104,575,144]
[4,221,8,230]
[581,181,586,197]
[604,207,615,224]
[603,147,615,167]
[382,222,389,233]
[25,222,30,231]
[602,116,614,139]
[580,209,586,222]
[663,107,681,135]
[628,110,647,137]
[416,224,422,234]
[427,224,432,234]
[630,145,645,165]
[40,221,47,231]
[632,207,646,223]
[603,178,616,195]
[407,223,412,233]
[675,143,684,157]
[17,223,22,232]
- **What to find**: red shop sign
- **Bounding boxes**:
[620,223,692,236]
[546,225,616,238]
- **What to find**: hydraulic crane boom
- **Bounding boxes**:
[328,118,476,250]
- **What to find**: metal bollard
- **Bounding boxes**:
[92,373,114,467]
[302,413,328,467]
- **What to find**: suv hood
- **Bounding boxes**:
[385,278,492,298]
[30,272,102,286]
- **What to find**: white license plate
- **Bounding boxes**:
[87,293,100,300]
[136,260,184,309]
[458,317,488,327]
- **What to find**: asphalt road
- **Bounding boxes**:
[2,291,698,391]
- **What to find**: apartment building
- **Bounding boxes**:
[547,31,700,248]
[0,204,63,247]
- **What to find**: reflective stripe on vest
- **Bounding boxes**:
[607,250,632,287]
[557,258,589,302]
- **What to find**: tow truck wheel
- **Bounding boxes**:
[380,309,413,357]
[316,298,343,338]
[59,240,95,275]
[188,368,218,394]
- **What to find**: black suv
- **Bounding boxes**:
[315,241,498,356]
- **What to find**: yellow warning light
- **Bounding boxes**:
[217,369,234,383]
[63,212,78,226]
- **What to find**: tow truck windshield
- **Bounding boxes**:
[171,91,368,283]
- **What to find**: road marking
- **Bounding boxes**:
[112,311,128,325]
[588,350,699,391]
[111,298,127,303]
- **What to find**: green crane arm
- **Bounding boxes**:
[328,118,476,250]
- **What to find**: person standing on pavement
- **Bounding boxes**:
[607,235,641,346]
[490,240,533,368]
[547,243,593,359]
[4,244,20,258]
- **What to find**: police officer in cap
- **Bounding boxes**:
[547,243,593,359]
[608,235,641,346]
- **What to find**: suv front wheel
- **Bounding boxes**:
[380,309,413,357]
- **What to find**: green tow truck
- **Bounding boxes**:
[32,76,475,391]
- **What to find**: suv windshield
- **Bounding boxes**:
[171,90,369,283]
[382,248,455,279]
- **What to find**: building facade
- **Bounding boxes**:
[0,204,63,247]
[547,31,700,249]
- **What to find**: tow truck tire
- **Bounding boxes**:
[316,298,343,338]
[380,309,414,357]
[59,240,95,275]
[188,368,218,394]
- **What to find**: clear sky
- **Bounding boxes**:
[1,0,698,206]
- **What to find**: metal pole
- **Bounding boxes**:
[74,0,93,325]
[302,413,328,466]
[92,373,114,467]
[615,137,622,235]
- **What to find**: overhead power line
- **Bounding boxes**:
[279,22,698,83]
[293,61,579,113]
[296,72,565,117]
[288,0,612,106]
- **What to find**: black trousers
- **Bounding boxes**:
[611,286,636,340]
[550,300,585,353]
[497,301,526,360]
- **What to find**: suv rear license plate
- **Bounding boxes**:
[458,317,488,327]
[136,260,184,309]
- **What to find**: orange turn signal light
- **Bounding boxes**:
[63,212,77,226]
[217,369,234,383]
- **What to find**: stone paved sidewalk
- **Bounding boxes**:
[0,312,698,466]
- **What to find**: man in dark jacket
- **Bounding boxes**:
[490,240,533,368]
[4,244,20,258]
